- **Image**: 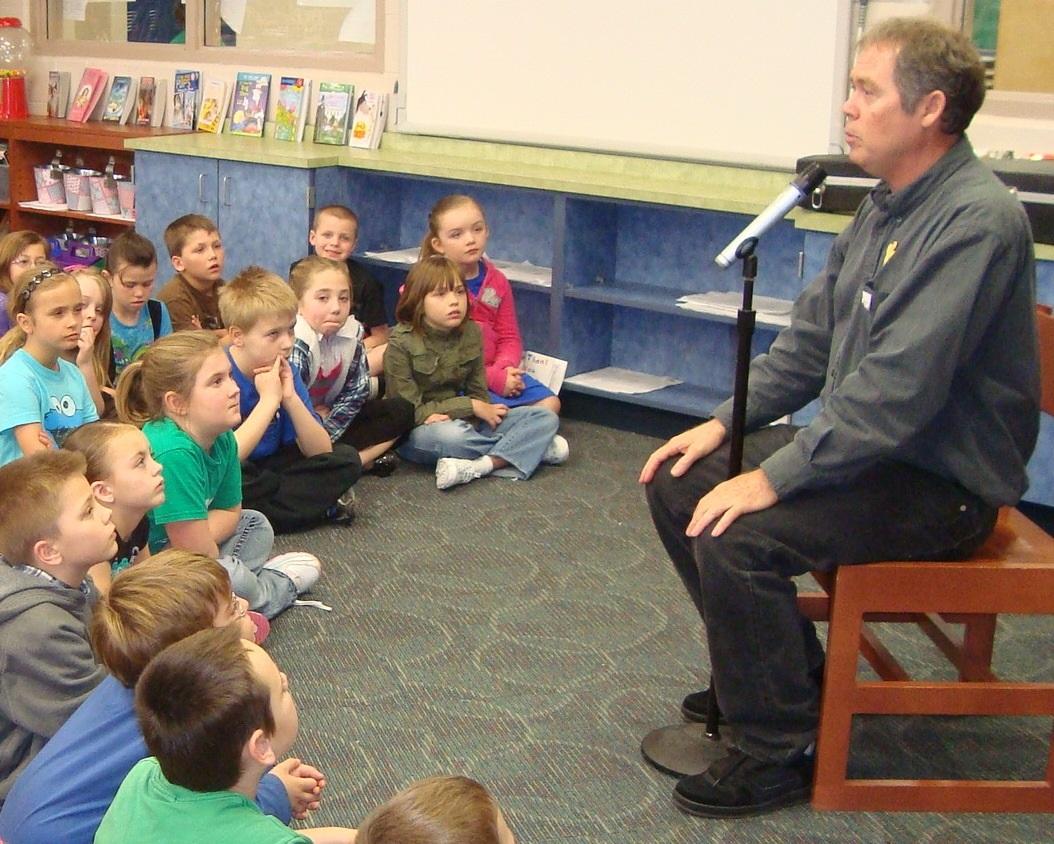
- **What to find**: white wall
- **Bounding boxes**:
[3,0,1050,161]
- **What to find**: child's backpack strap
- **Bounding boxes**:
[147,299,163,339]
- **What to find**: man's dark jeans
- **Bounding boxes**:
[645,425,997,762]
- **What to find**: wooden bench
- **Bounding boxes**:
[796,506,1054,813]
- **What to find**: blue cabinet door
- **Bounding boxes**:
[135,152,218,269]
[217,160,312,276]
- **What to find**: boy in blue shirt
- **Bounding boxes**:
[106,231,173,375]
[0,551,322,844]
[219,267,360,532]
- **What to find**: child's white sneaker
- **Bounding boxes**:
[263,552,321,595]
[436,457,482,490]
[542,434,569,465]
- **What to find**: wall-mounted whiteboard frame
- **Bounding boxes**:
[395,0,854,169]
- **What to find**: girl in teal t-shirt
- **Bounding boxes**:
[115,331,321,619]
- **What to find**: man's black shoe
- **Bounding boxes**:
[680,686,721,724]
[682,663,826,723]
[365,451,399,477]
[673,747,813,818]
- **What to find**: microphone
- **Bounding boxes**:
[714,163,827,268]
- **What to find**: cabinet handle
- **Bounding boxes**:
[222,175,232,207]
[197,174,206,205]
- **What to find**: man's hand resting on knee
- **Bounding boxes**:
[638,418,728,484]
[687,468,777,538]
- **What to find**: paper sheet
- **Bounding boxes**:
[362,249,553,287]
[564,367,681,395]
[676,291,792,326]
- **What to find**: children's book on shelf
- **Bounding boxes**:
[347,90,387,150]
[197,79,229,134]
[134,76,168,128]
[313,82,354,146]
[47,71,70,119]
[274,76,311,142]
[228,71,270,138]
[171,69,200,130]
[67,68,108,123]
[102,76,136,124]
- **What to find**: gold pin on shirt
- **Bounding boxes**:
[883,240,898,266]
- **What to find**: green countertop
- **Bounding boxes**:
[126,131,1053,255]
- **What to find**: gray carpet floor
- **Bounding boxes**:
[264,417,1054,843]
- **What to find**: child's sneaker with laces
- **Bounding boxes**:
[263,552,321,595]
[435,457,482,490]
[542,434,569,465]
[325,486,357,526]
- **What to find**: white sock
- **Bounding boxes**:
[470,456,495,477]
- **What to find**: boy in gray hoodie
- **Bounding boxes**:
[0,450,117,799]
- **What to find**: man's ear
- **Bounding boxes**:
[91,479,116,506]
[244,728,277,768]
[918,89,946,130]
[32,537,62,569]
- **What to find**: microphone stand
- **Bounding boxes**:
[640,240,759,776]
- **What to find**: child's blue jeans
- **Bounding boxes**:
[399,406,558,479]
[217,509,298,619]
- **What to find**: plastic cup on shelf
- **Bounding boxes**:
[117,179,135,219]
[88,174,120,215]
[63,168,98,211]
[33,163,66,205]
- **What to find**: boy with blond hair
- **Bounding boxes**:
[95,626,356,844]
[0,450,115,798]
[0,551,325,844]
[106,231,172,374]
[157,213,227,333]
[219,266,360,532]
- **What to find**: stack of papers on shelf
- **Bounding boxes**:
[564,367,681,395]
[362,250,552,287]
[490,259,551,287]
[676,291,793,326]
[363,247,418,264]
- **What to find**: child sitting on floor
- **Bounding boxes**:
[0,450,114,799]
[357,775,515,844]
[156,213,227,334]
[106,231,172,375]
[116,330,321,618]
[63,421,166,595]
[219,266,361,532]
[0,230,48,335]
[0,266,99,466]
[95,625,356,843]
[385,256,565,490]
[289,256,413,477]
[421,194,561,415]
[0,550,320,844]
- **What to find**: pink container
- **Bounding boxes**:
[33,164,67,205]
[88,174,121,216]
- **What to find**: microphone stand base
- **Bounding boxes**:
[640,722,729,778]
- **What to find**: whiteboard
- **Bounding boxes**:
[398,1,854,169]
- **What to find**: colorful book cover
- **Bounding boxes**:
[348,90,384,149]
[47,71,70,119]
[135,76,156,127]
[274,76,308,142]
[102,76,134,123]
[312,82,354,146]
[171,70,200,130]
[229,71,270,137]
[68,68,108,123]
[197,79,228,134]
